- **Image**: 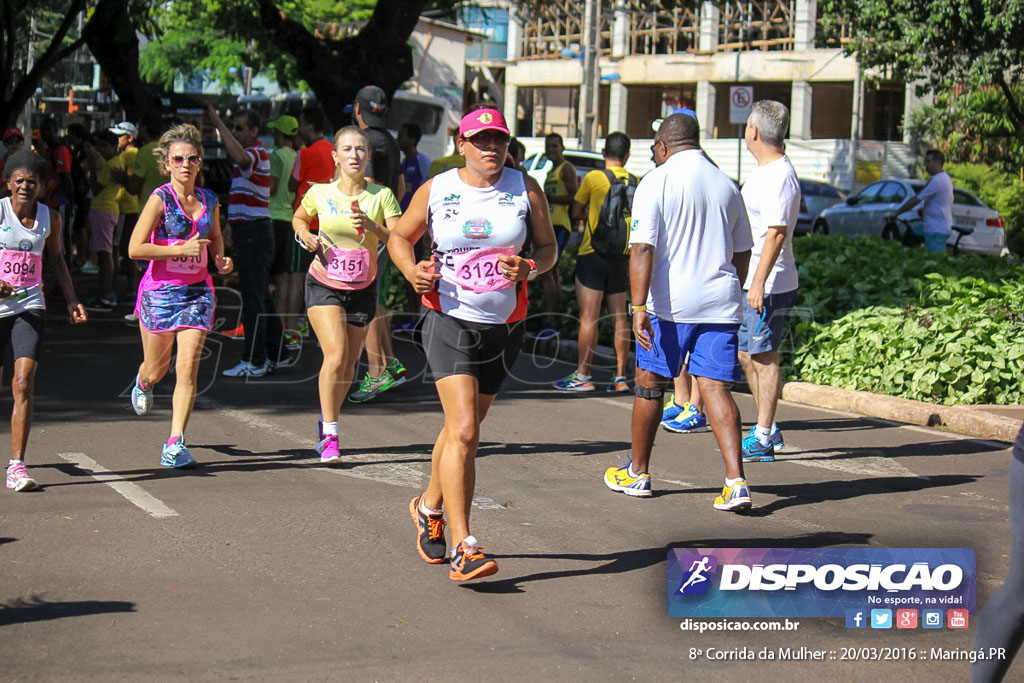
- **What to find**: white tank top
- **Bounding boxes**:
[0,197,50,316]
[427,167,530,324]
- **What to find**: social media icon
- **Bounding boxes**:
[896,609,918,629]
[846,609,866,629]
[923,610,943,628]
[871,609,892,629]
[948,609,969,629]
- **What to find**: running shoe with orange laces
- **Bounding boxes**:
[449,535,498,581]
[409,494,447,564]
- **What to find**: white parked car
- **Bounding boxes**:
[522,150,606,188]
[813,178,1006,255]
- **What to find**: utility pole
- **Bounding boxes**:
[848,59,863,193]
[577,0,601,150]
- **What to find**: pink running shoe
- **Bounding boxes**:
[319,435,341,465]
[6,463,38,492]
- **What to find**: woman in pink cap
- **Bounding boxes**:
[389,105,558,581]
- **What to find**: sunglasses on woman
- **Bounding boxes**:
[170,154,202,167]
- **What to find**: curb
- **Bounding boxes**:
[782,382,1022,444]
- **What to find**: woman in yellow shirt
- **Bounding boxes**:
[292,126,401,464]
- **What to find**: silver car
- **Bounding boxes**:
[796,179,845,235]
[523,150,606,187]
[813,178,1007,256]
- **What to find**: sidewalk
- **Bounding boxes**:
[525,332,1022,444]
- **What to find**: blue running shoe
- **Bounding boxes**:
[662,405,709,433]
[741,431,776,462]
[745,425,786,452]
[662,394,687,422]
[161,438,197,468]
[131,374,153,416]
[553,371,595,392]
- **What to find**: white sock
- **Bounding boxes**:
[420,498,442,516]
[755,424,772,446]
[627,463,645,478]
[576,372,591,380]
[770,422,779,435]
[8,459,23,467]
[725,476,744,487]
[459,535,478,551]
[322,421,338,437]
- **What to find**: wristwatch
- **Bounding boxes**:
[525,258,539,281]
[628,302,647,315]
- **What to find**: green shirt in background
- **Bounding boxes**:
[133,141,169,204]
[269,146,297,222]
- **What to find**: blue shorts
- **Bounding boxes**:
[923,231,948,253]
[636,317,740,383]
[738,288,797,355]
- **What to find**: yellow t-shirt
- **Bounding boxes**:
[134,141,169,202]
[573,166,633,256]
[89,155,123,214]
[427,154,465,179]
[544,160,571,229]
[116,146,139,214]
[301,181,401,290]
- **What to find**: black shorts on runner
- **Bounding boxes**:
[0,310,45,362]
[421,308,524,395]
[273,220,316,276]
[303,272,378,327]
[574,251,628,294]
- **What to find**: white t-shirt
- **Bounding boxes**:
[629,149,753,324]
[0,197,50,316]
[741,155,800,294]
[426,167,530,324]
[917,171,953,234]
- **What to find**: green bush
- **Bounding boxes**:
[788,235,1024,404]
[946,163,1024,255]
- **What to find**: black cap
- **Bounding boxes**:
[355,85,388,127]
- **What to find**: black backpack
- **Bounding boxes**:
[589,169,637,260]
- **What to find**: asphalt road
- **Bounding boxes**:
[1,298,1019,682]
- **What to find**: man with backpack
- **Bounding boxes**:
[553,132,636,393]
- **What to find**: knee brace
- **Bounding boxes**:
[634,385,663,401]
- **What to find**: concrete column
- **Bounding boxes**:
[607,0,629,134]
[902,80,931,145]
[699,1,720,52]
[794,0,817,50]
[696,80,716,138]
[504,6,523,133]
[790,80,813,139]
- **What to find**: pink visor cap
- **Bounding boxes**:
[459,109,510,138]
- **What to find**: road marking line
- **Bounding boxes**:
[196,397,504,509]
[57,452,179,519]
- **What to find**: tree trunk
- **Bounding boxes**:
[82,0,163,123]
[0,0,88,127]
[257,0,431,130]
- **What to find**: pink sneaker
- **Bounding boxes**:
[6,463,38,492]
[319,435,341,465]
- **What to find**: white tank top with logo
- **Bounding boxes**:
[427,167,530,324]
[0,197,50,316]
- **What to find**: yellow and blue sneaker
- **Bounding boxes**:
[554,371,595,392]
[713,479,751,511]
[661,393,685,421]
[662,403,708,433]
[604,462,652,497]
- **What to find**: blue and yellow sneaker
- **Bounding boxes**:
[553,371,595,392]
[744,425,785,451]
[713,478,752,511]
[161,438,197,469]
[741,431,776,462]
[662,393,685,421]
[603,462,652,497]
[662,404,709,433]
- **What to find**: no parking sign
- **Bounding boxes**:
[729,86,753,125]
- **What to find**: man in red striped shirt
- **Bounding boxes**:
[207,106,291,377]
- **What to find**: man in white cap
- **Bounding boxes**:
[110,121,140,306]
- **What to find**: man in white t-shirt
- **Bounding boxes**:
[737,100,801,464]
[603,113,755,512]
[887,149,954,253]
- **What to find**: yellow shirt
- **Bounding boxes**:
[116,146,139,214]
[134,141,169,202]
[544,160,571,229]
[573,166,633,256]
[301,181,401,289]
[89,155,123,214]
[427,154,465,179]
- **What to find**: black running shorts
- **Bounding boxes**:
[0,309,45,361]
[421,308,524,395]
[303,272,378,328]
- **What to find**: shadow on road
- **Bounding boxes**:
[0,596,135,626]
[746,474,979,515]
[463,531,875,593]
